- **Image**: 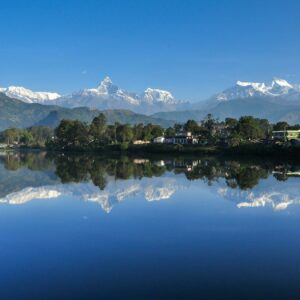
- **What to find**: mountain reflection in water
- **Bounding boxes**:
[0,152,300,213]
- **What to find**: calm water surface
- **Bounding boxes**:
[0,152,300,299]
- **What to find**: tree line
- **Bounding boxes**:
[49,113,300,150]
[1,113,300,149]
[0,126,54,147]
[49,113,165,150]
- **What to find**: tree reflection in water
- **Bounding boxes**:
[1,152,299,192]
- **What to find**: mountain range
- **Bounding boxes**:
[154,78,300,123]
[55,76,186,114]
[2,76,300,129]
[1,76,186,114]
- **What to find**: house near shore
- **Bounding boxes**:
[154,131,198,145]
[272,130,300,145]
[272,130,300,141]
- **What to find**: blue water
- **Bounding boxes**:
[0,153,299,299]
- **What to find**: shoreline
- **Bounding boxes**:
[5,143,299,161]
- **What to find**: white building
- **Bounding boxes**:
[153,136,165,143]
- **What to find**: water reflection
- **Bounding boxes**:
[0,152,300,212]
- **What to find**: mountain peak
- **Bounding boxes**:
[213,77,300,104]
[236,80,266,89]
[271,78,293,88]
[97,76,118,94]
[143,88,177,104]
[102,76,113,85]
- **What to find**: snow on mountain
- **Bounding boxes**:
[71,76,140,105]
[0,86,61,103]
[55,76,183,114]
[215,78,298,102]
[187,77,300,113]
[4,76,300,116]
[1,76,181,113]
[142,88,177,104]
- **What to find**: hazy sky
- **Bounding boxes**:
[1,0,300,101]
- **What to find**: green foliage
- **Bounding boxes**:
[116,124,134,143]
[236,116,268,141]
[3,152,299,193]
[273,121,289,131]
[54,119,89,149]
[165,127,175,136]
[41,112,298,151]
[184,120,200,134]
[50,114,168,150]
[0,93,174,131]
[89,113,107,144]
[20,131,33,146]
[0,126,53,147]
[29,126,54,146]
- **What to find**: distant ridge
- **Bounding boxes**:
[0,93,174,131]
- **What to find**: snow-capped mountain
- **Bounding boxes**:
[142,88,177,104]
[0,86,61,103]
[184,77,300,122]
[0,76,183,114]
[214,78,300,103]
[3,76,300,120]
[55,76,183,114]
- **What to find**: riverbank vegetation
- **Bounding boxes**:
[46,113,300,155]
[1,113,300,156]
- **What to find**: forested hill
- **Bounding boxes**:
[0,93,174,130]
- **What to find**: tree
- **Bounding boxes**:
[174,123,183,132]
[151,125,164,137]
[116,124,134,143]
[69,121,90,147]
[184,120,200,134]
[89,113,107,144]
[20,131,33,146]
[198,114,220,144]
[132,123,144,140]
[225,118,238,130]
[165,127,175,136]
[236,116,265,140]
[55,119,89,148]
[258,119,271,138]
[203,114,218,132]
[3,128,22,145]
[55,120,74,146]
[106,125,117,144]
[29,126,54,146]
[141,124,153,141]
[273,121,289,131]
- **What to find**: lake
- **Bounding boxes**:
[0,152,300,299]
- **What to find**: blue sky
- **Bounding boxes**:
[0,0,300,101]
